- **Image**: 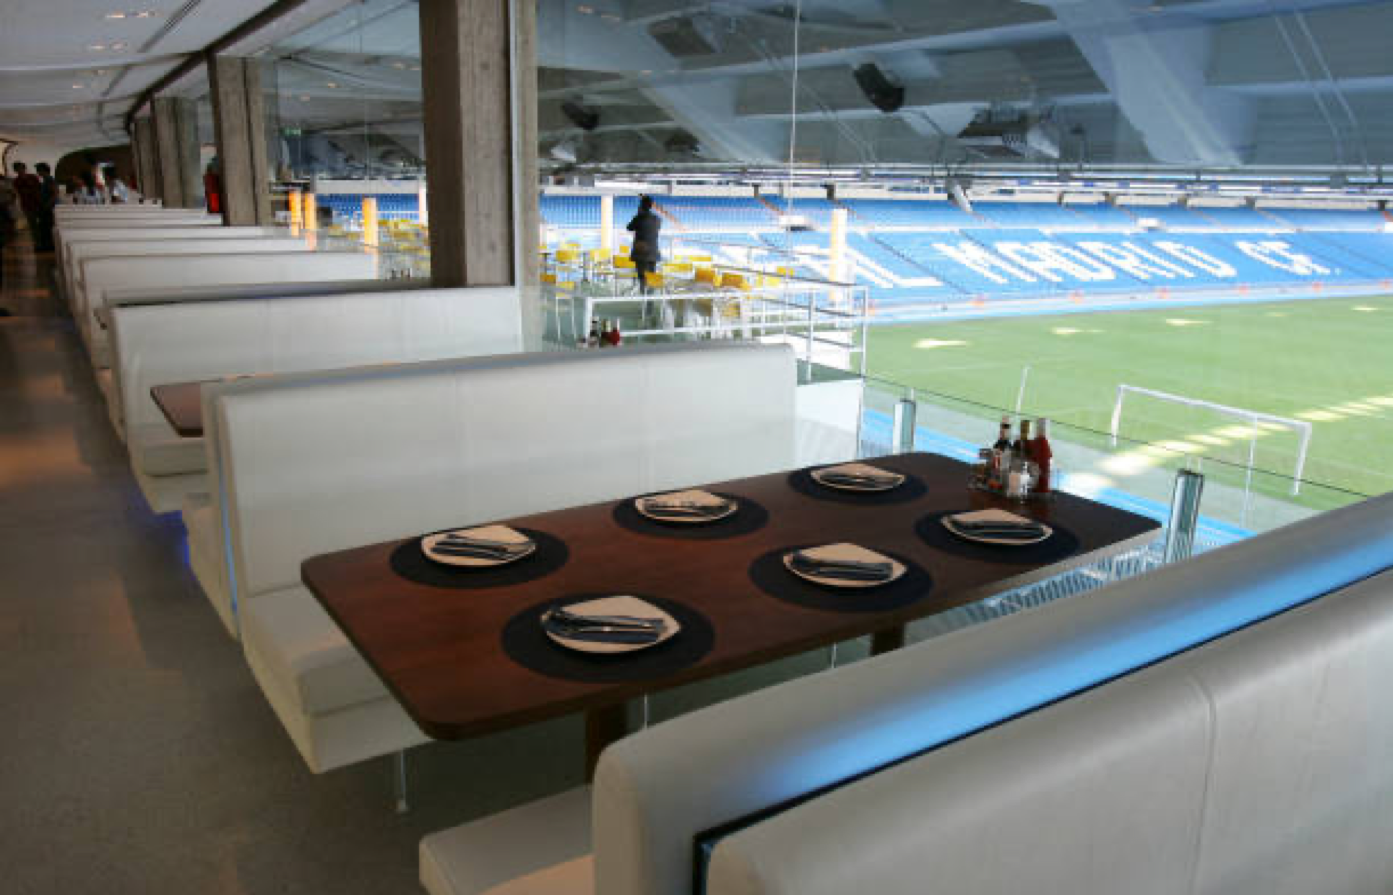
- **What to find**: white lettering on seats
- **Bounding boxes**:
[931,241,1037,284]
[993,241,1116,282]
[1235,240,1332,275]
[1152,241,1238,277]
[1075,241,1183,281]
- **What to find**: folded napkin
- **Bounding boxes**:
[813,462,905,488]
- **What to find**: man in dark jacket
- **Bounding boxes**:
[12,162,41,237]
[33,162,58,252]
[627,195,662,295]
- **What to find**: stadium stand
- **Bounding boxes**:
[654,196,777,231]
[1060,203,1139,228]
[843,198,977,229]
[971,201,1089,230]
[1263,207,1388,231]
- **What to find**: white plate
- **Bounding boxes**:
[942,509,1053,546]
[810,462,906,493]
[542,596,680,655]
[634,489,738,525]
[421,524,537,568]
[783,542,906,589]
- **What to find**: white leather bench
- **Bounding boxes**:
[108,285,524,621]
[214,342,796,774]
[93,278,426,442]
[419,489,1393,895]
[708,573,1393,895]
[68,236,310,328]
[78,251,378,370]
[58,227,285,304]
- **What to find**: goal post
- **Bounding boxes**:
[1109,384,1313,495]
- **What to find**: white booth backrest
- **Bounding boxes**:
[706,564,1393,895]
[590,489,1393,895]
[216,342,797,602]
[105,277,430,308]
[60,228,285,292]
[68,236,310,302]
[78,252,379,360]
[113,287,524,437]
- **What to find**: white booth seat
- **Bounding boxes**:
[419,490,1393,895]
[54,213,222,262]
[215,342,797,773]
[97,278,431,443]
[59,227,285,304]
[77,251,378,369]
[107,285,524,630]
[708,569,1393,895]
[71,239,315,360]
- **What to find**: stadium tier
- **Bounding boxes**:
[1262,207,1388,230]
[842,198,977,228]
[332,190,1393,318]
[971,201,1091,229]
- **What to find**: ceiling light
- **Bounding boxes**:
[577,5,595,13]
[105,11,127,19]
[326,81,339,88]
[72,84,85,89]
[88,43,108,51]
[112,41,128,50]
[134,9,157,17]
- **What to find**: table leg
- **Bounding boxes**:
[586,703,629,781]
[870,625,907,656]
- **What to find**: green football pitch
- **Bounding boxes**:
[864,295,1393,501]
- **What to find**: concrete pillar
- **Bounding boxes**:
[152,97,202,209]
[418,0,538,288]
[208,55,273,225]
[132,116,161,203]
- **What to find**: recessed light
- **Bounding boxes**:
[134,9,157,18]
[72,83,85,89]
[105,11,127,19]
[88,43,108,51]
[111,42,128,50]
[326,81,339,88]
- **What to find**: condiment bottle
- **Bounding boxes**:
[1031,418,1054,493]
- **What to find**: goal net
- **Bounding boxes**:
[1109,384,1312,494]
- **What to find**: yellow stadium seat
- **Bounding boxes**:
[644,272,664,290]
[554,249,579,263]
[613,256,636,270]
[540,272,558,284]
[695,266,717,285]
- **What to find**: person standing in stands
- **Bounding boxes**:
[33,163,58,252]
[12,162,41,237]
[627,195,661,295]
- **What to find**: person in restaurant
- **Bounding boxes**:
[33,162,58,252]
[204,158,222,215]
[102,164,131,204]
[0,170,16,298]
[12,162,41,237]
[627,194,661,295]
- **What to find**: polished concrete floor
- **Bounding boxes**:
[0,232,595,893]
[0,228,867,893]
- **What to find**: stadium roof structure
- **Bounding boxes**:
[3,0,1393,177]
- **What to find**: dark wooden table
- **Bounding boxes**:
[150,381,207,438]
[303,452,1161,774]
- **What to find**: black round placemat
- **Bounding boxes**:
[748,546,934,613]
[611,492,769,540]
[501,595,715,683]
[786,468,928,505]
[389,527,569,589]
[915,511,1081,564]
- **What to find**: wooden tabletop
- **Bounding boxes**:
[302,452,1161,741]
[150,381,207,438]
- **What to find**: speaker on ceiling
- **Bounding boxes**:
[853,63,905,114]
[561,100,600,131]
